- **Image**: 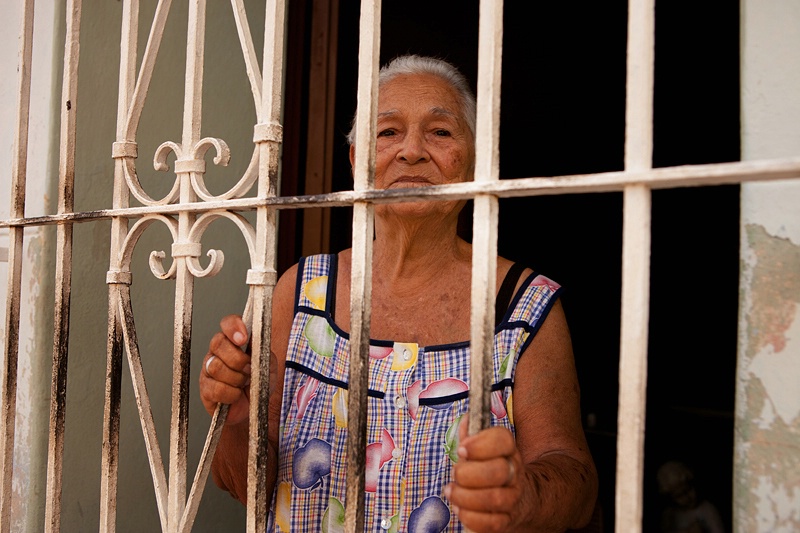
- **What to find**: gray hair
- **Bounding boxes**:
[346,54,476,145]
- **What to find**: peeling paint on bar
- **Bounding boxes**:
[2,157,800,231]
[0,0,35,530]
[43,0,82,531]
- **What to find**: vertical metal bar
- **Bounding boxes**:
[100,0,139,530]
[0,1,35,531]
[246,1,286,531]
[168,0,208,528]
[616,0,655,531]
[344,1,380,532]
[468,0,503,443]
[44,0,82,531]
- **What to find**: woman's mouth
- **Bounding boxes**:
[389,176,432,187]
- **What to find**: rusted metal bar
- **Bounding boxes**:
[468,0,504,446]
[4,157,800,231]
[165,1,210,529]
[100,0,141,530]
[117,286,170,529]
[0,0,35,531]
[615,0,655,531]
[245,0,286,531]
[43,0,81,530]
[344,1,380,531]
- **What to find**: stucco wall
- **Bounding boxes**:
[737,0,800,531]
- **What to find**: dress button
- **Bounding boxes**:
[380,517,392,530]
[392,448,402,459]
[394,395,407,409]
[402,349,411,361]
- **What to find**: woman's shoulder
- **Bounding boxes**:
[497,256,535,292]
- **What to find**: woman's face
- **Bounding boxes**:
[350,73,475,219]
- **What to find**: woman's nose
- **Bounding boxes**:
[396,130,429,163]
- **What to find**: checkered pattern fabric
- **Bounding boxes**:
[266,255,561,532]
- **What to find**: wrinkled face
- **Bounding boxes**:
[350,73,475,219]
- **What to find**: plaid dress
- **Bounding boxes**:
[267,254,562,532]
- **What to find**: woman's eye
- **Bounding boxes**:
[434,129,451,137]
[378,129,395,137]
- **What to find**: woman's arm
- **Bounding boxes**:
[447,299,598,532]
[200,264,298,504]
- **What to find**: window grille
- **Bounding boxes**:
[1,0,798,532]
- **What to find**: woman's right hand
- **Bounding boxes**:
[200,314,252,426]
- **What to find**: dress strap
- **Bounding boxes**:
[295,254,335,312]
[495,262,528,326]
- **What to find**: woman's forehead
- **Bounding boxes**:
[378,74,459,104]
[378,74,462,116]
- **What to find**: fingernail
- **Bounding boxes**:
[457,446,467,459]
[233,332,247,346]
[243,364,252,375]
[443,485,451,499]
[452,505,460,516]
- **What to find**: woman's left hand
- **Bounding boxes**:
[444,420,532,533]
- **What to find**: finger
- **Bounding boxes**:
[220,314,249,348]
[208,332,252,375]
[199,373,247,409]
[447,480,520,514]
[203,352,250,389]
[458,426,516,461]
[454,505,512,533]
[453,455,518,489]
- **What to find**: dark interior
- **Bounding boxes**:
[282,2,740,531]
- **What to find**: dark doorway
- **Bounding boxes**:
[287,2,740,531]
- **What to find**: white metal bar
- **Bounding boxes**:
[100,0,140,529]
[43,0,81,530]
[166,0,209,528]
[616,185,652,532]
[230,0,263,107]
[245,1,286,531]
[125,0,173,140]
[345,1,381,532]
[4,157,799,230]
[616,0,655,530]
[117,289,169,530]
[0,0,35,530]
[468,0,504,445]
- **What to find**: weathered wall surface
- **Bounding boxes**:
[738,0,800,531]
[0,2,59,531]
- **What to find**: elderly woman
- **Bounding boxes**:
[200,55,598,532]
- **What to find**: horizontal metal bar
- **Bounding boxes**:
[2,157,800,229]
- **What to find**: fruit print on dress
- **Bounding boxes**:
[293,438,332,490]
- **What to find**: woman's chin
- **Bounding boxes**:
[376,201,463,221]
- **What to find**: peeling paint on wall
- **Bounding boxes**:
[736,223,800,532]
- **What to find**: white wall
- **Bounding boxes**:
[737,0,800,531]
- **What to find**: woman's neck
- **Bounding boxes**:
[371,215,471,292]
